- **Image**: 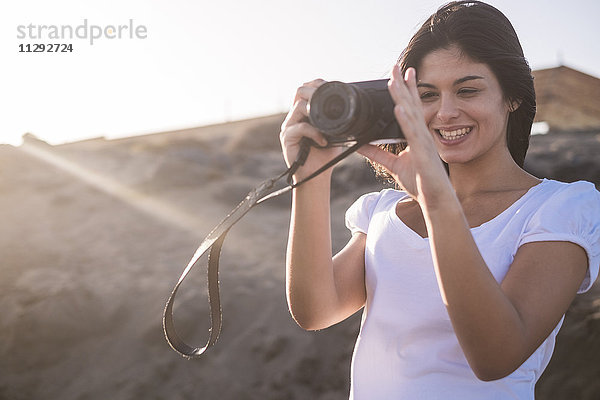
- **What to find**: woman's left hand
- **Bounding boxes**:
[358,66,452,207]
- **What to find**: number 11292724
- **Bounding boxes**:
[19,43,74,53]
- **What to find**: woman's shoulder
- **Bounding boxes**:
[345,188,409,234]
[533,178,600,204]
[519,179,600,225]
[537,178,597,190]
[518,178,600,238]
[353,188,410,209]
[519,179,600,293]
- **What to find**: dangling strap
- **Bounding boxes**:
[163,137,370,358]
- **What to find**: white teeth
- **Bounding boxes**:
[438,127,471,140]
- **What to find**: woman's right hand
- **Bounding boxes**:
[281,83,367,332]
[279,79,344,183]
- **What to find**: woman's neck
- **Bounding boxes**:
[447,147,539,201]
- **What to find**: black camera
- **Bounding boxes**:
[308,79,405,146]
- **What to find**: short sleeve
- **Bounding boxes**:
[345,191,382,235]
[518,181,600,293]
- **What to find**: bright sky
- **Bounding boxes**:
[1,0,598,146]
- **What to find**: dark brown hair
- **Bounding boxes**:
[373,1,536,181]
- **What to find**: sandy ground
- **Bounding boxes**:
[1,115,599,399]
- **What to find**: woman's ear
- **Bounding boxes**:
[508,98,522,113]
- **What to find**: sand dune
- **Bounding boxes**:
[1,117,598,399]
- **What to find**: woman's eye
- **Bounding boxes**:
[420,92,438,100]
[458,88,479,96]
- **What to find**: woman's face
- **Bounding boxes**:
[416,45,513,165]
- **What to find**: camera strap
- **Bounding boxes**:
[163,137,370,358]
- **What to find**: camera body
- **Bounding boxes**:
[308,79,404,146]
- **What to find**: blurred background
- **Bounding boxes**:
[1,1,599,399]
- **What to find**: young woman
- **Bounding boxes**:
[279,1,600,398]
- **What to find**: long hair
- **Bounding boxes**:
[373,1,536,180]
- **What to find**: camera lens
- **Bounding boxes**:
[308,79,403,145]
[308,81,364,137]
[323,94,346,120]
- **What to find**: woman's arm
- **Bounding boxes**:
[424,194,587,380]
[280,80,366,331]
[288,184,367,329]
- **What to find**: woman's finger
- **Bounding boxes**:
[391,99,422,144]
[387,66,431,145]
[404,67,421,102]
[281,99,309,130]
[389,66,421,112]
[292,79,326,104]
[388,65,412,106]
[282,79,327,130]
[357,143,401,174]
[281,121,328,148]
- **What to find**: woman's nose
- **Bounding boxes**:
[436,95,460,122]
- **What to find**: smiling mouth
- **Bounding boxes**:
[436,127,472,141]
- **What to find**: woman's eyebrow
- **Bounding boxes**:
[454,75,484,85]
[417,75,485,88]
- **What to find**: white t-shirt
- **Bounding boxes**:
[345,179,600,400]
